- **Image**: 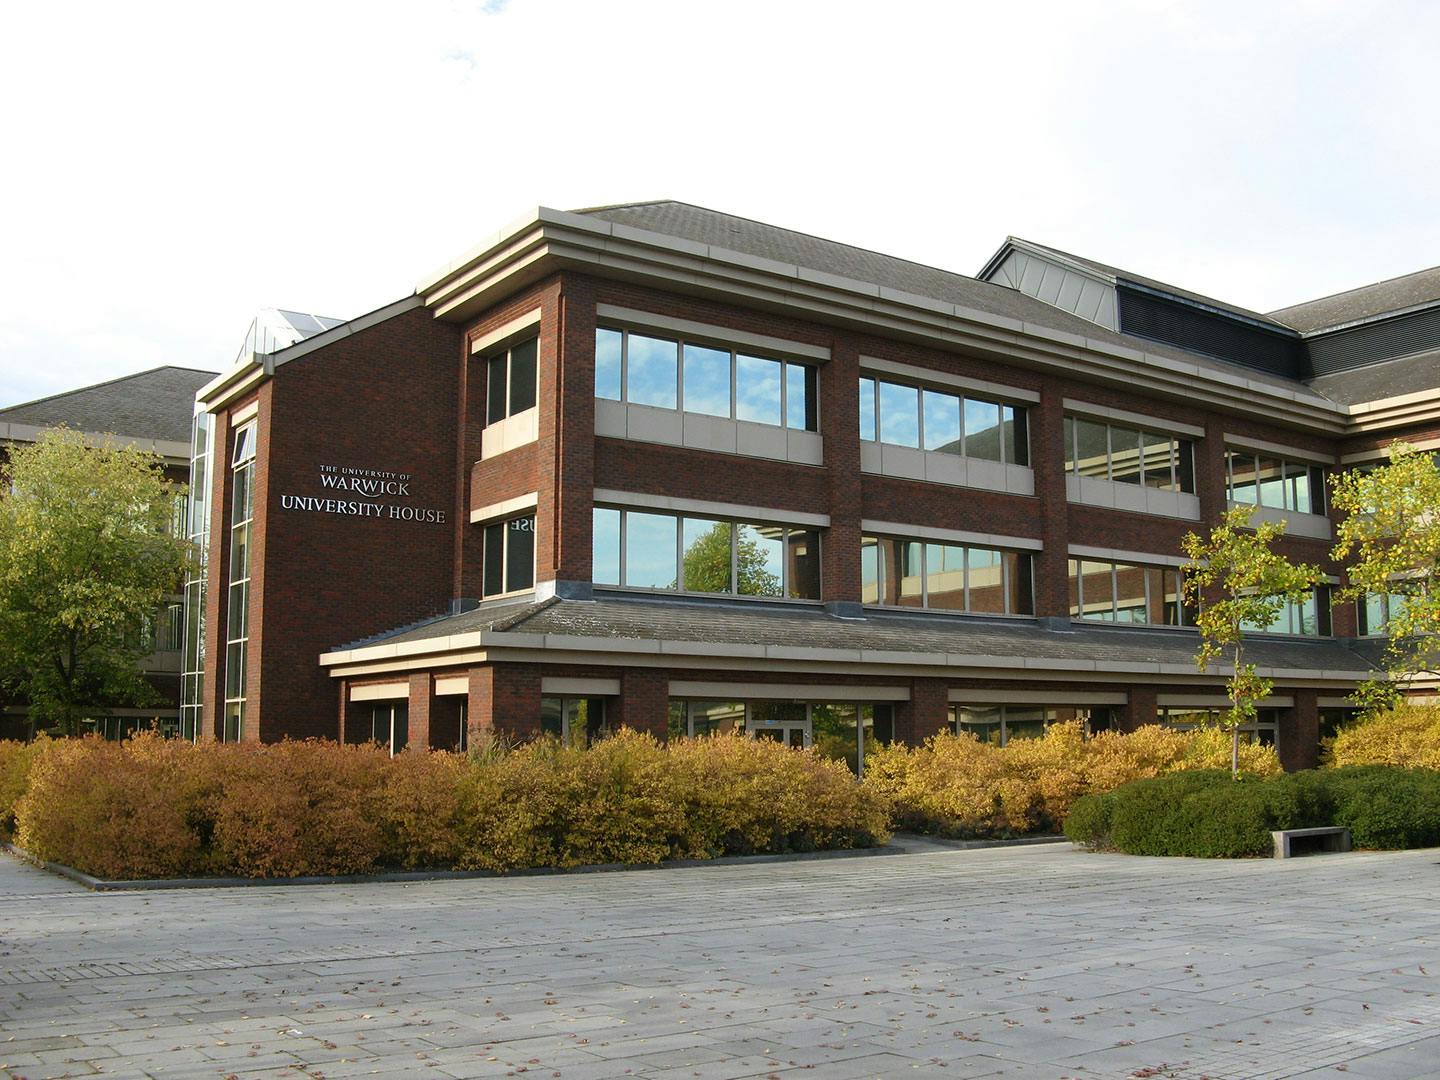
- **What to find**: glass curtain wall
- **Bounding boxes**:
[179,410,213,741]
[223,423,256,743]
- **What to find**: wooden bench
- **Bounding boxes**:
[1272,827,1352,859]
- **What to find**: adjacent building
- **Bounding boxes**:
[185,203,1440,771]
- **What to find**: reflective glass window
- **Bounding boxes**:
[955,705,1002,744]
[1114,562,1146,622]
[1229,452,1259,503]
[1079,560,1114,620]
[1141,431,1174,489]
[924,543,966,609]
[486,353,508,424]
[1110,427,1142,485]
[858,377,877,442]
[967,547,1006,614]
[682,517,732,593]
[860,536,882,603]
[594,328,623,400]
[963,398,1002,461]
[1004,707,1047,742]
[1287,462,1312,513]
[878,381,920,447]
[505,516,535,592]
[1004,405,1029,466]
[736,354,782,426]
[1005,551,1034,615]
[508,338,537,414]
[482,522,505,597]
[736,523,785,597]
[625,511,678,589]
[683,343,731,418]
[922,390,961,453]
[626,334,678,409]
[1073,419,1110,478]
[592,507,620,586]
[1257,456,1285,507]
[786,528,822,600]
[787,364,818,431]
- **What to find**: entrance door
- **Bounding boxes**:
[746,702,812,747]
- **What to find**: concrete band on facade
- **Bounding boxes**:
[170,201,1440,771]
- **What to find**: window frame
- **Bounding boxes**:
[1068,557,1194,628]
[1225,449,1326,514]
[860,533,1035,616]
[1064,415,1195,493]
[480,513,537,600]
[859,375,1029,466]
[483,335,539,427]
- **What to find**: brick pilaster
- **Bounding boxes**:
[407,673,436,751]
[1280,689,1320,772]
[894,678,949,746]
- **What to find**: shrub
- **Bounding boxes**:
[376,749,467,870]
[1324,766,1440,849]
[0,736,49,838]
[1327,705,1440,769]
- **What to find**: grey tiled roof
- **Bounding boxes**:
[1305,349,1440,405]
[353,593,1376,677]
[0,366,217,444]
[1270,265,1440,333]
[574,202,1312,397]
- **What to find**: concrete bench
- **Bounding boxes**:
[1272,827,1352,859]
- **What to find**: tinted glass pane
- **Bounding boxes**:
[483,523,505,597]
[1079,560,1113,620]
[922,390,961,453]
[1141,431,1174,489]
[736,523,784,596]
[1068,557,1082,617]
[1177,441,1196,493]
[626,334,678,409]
[964,398,1002,461]
[1110,426,1142,484]
[226,582,246,641]
[1004,405,1029,466]
[625,512,678,589]
[1004,707,1046,743]
[231,462,253,522]
[486,353,507,424]
[967,547,1005,614]
[787,364,817,431]
[1063,416,1077,473]
[924,543,966,609]
[230,522,250,582]
[683,343,731,418]
[1114,562,1146,622]
[884,538,923,606]
[858,377,876,441]
[1298,591,1318,636]
[594,328,623,400]
[1229,452,1258,503]
[1361,592,1385,636]
[1257,456,1285,507]
[506,516,535,592]
[1309,466,1326,514]
[508,338,537,414]
[1286,461,1312,513]
[812,703,860,774]
[786,528,822,599]
[860,536,882,603]
[878,382,919,447]
[690,700,744,737]
[1146,566,1170,624]
[592,507,620,586]
[955,705,1001,744]
[1006,552,1034,615]
[736,354,782,425]
[540,696,563,739]
[1074,419,1109,479]
[682,517,732,593]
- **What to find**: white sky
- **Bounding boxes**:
[2,0,1437,405]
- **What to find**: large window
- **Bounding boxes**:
[1068,558,1194,626]
[541,696,608,746]
[595,327,818,431]
[223,422,256,743]
[859,376,1028,465]
[861,535,1033,614]
[180,411,212,742]
[1064,416,1195,492]
[1358,591,1415,637]
[665,698,894,776]
[482,514,536,598]
[1162,707,1280,747]
[1239,588,1331,636]
[1226,451,1325,514]
[951,704,1116,745]
[485,337,538,425]
[592,506,821,599]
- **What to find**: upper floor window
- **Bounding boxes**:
[861,535,1034,615]
[1226,451,1325,514]
[482,514,535,598]
[859,376,1028,465]
[1238,587,1331,636]
[1064,416,1195,492]
[1068,558,1194,626]
[485,337,538,425]
[1357,591,1416,636]
[595,327,818,431]
[592,505,821,599]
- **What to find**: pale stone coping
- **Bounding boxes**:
[669,680,909,701]
[470,491,538,524]
[1224,433,1336,465]
[595,303,830,361]
[435,676,468,696]
[1341,435,1440,464]
[0,422,190,464]
[1067,474,1204,521]
[857,355,1040,404]
[861,519,1042,551]
[350,681,408,702]
[593,487,830,528]
[1067,544,1189,568]
[541,677,622,696]
[949,689,1127,705]
[470,308,542,355]
[1157,694,1295,708]
[229,401,259,425]
[1062,398,1205,438]
[1228,501,1332,540]
[480,406,539,460]
[195,358,265,411]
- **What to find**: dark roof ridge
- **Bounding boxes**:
[0,364,219,416]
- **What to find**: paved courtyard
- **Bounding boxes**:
[2,842,1438,1080]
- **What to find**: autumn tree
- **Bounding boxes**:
[0,429,192,735]
[1182,506,1325,777]
[1330,442,1440,712]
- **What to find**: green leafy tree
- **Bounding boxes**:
[1330,442,1440,712]
[1182,506,1325,777]
[0,429,192,735]
[680,522,782,595]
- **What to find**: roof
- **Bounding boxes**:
[1304,348,1440,406]
[991,237,1297,332]
[338,592,1376,679]
[0,366,218,444]
[1270,265,1440,334]
[574,202,1312,397]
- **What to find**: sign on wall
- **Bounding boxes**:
[279,464,447,524]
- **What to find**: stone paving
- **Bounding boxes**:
[2,841,1439,1079]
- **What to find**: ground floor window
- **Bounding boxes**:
[371,702,409,756]
[1160,707,1280,747]
[541,696,609,747]
[950,704,1115,745]
[666,698,895,775]
[1319,706,1361,743]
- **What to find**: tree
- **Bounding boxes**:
[680,522,782,595]
[1330,441,1440,712]
[0,429,192,735]
[1182,506,1325,777]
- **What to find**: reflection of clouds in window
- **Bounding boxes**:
[923,391,960,452]
[594,328,623,400]
[626,334,678,409]
[736,355,782,425]
[964,399,1001,461]
[859,377,876,441]
[624,511,678,589]
[591,507,620,585]
[683,344,731,418]
[878,381,919,448]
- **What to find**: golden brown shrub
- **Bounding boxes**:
[0,736,50,838]
[1327,705,1440,769]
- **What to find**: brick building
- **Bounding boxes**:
[185,203,1440,771]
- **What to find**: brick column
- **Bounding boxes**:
[1118,686,1158,733]
[821,333,862,610]
[894,679,949,746]
[1280,689,1320,772]
[1032,387,1070,619]
[469,662,542,744]
[408,673,436,752]
[613,669,669,739]
[1196,417,1229,524]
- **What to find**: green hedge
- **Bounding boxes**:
[1065,765,1440,857]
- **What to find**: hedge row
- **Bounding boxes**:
[1327,704,1440,769]
[1065,765,1440,857]
[3,731,890,879]
[861,722,1281,839]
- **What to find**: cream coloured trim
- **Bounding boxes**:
[596,303,829,361]
[1063,398,1205,438]
[1157,694,1295,708]
[470,491,539,524]
[1224,433,1335,465]
[669,680,909,701]
[858,356,1040,404]
[1067,544,1188,568]
[229,401,258,425]
[860,519,1042,551]
[198,363,267,413]
[949,690,1127,705]
[594,488,830,528]
[350,681,408,702]
[542,677,622,696]
[470,308,542,355]
[329,650,490,679]
[435,676,469,696]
